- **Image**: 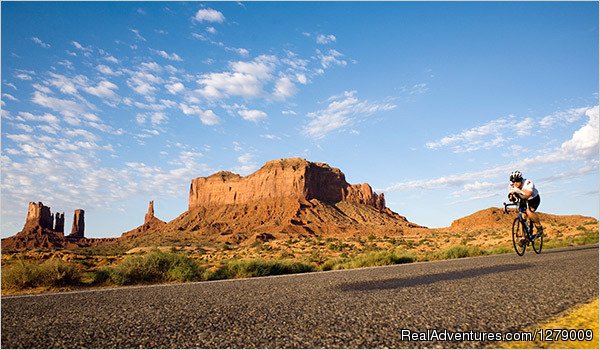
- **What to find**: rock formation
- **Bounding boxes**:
[3,202,72,251]
[23,202,54,232]
[145,201,155,224]
[54,212,65,233]
[121,200,167,238]
[171,158,423,237]
[69,209,85,238]
[2,203,118,252]
[188,158,388,211]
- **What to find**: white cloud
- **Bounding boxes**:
[230,55,276,79]
[7,134,34,143]
[426,117,513,153]
[273,76,297,100]
[58,60,74,70]
[31,91,88,118]
[384,164,513,192]
[32,37,51,48]
[427,107,594,154]
[2,93,18,101]
[84,80,119,100]
[206,27,217,34]
[127,70,162,96]
[104,55,119,64]
[408,83,428,95]
[296,73,308,85]
[38,125,58,134]
[194,8,225,23]
[46,72,87,95]
[539,106,589,128]
[316,49,347,69]
[260,134,281,140]
[303,91,396,139]
[150,112,168,126]
[15,73,33,81]
[32,83,52,94]
[153,49,183,62]
[560,106,599,159]
[238,109,267,122]
[199,110,220,125]
[130,29,146,42]
[14,124,33,132]
[179,103,220,125]
[197,55,278,100]
[96,65,120,76]
[4,82,17,90]
[316,34,336,44]
[71,41,93,57]
[65,128,99,141]
[136,113,146,125]
[232,152,258,175]
[238,153,253,164]
[226,47,250,57]
[165,82,185,95]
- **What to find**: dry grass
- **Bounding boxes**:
[495,299,598,349]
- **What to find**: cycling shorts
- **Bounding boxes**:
[520,194,540,212]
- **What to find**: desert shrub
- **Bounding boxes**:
[573,230,599,245]
[484,246,513,255]
[91,267,112,284]
[2,258,82,290]
[105,250,203,285]
[206,259,316,280]
[439,245,483,260]
[321,251,416,271]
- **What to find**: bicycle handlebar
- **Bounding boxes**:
[503,201,518,214]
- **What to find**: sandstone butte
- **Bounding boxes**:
[168,157,423,237]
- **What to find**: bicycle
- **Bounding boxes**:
[503,198,543,256]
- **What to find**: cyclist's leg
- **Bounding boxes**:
[527,195,543,235]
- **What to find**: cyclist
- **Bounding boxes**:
[508,170,543,246]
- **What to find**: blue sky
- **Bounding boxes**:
[1,1,598,238]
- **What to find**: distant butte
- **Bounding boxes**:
[167,157,424,237]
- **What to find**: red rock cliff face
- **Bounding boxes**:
[189,158,386,211]
[69,209,85,238]
[24,202,54,231]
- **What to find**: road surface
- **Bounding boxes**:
[2,245,598,348]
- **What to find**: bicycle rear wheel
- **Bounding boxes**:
[512,218,526,256]
[531,223,543,254]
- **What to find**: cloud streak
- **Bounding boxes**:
[303,91,397,139]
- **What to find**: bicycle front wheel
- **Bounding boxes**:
[512,218,526,256]
[532,223,543,254]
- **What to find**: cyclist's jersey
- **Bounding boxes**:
[509,178,539,199]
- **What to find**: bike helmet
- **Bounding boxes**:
[509,170,523,182]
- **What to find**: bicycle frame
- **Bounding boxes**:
[503,200,533,238]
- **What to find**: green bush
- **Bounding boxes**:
[103,250,203,285]
[321,251,416,271]
[573,230,599,246]
[2,258,82,290]
[484,246,513,255]
[206,259,316,280]
[439,245,483,260]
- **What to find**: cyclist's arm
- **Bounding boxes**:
[509,186,530,199]
[520,189,533,199]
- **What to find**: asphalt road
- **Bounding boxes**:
[2,245,598,348]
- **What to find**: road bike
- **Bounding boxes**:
[503,198,543,256]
